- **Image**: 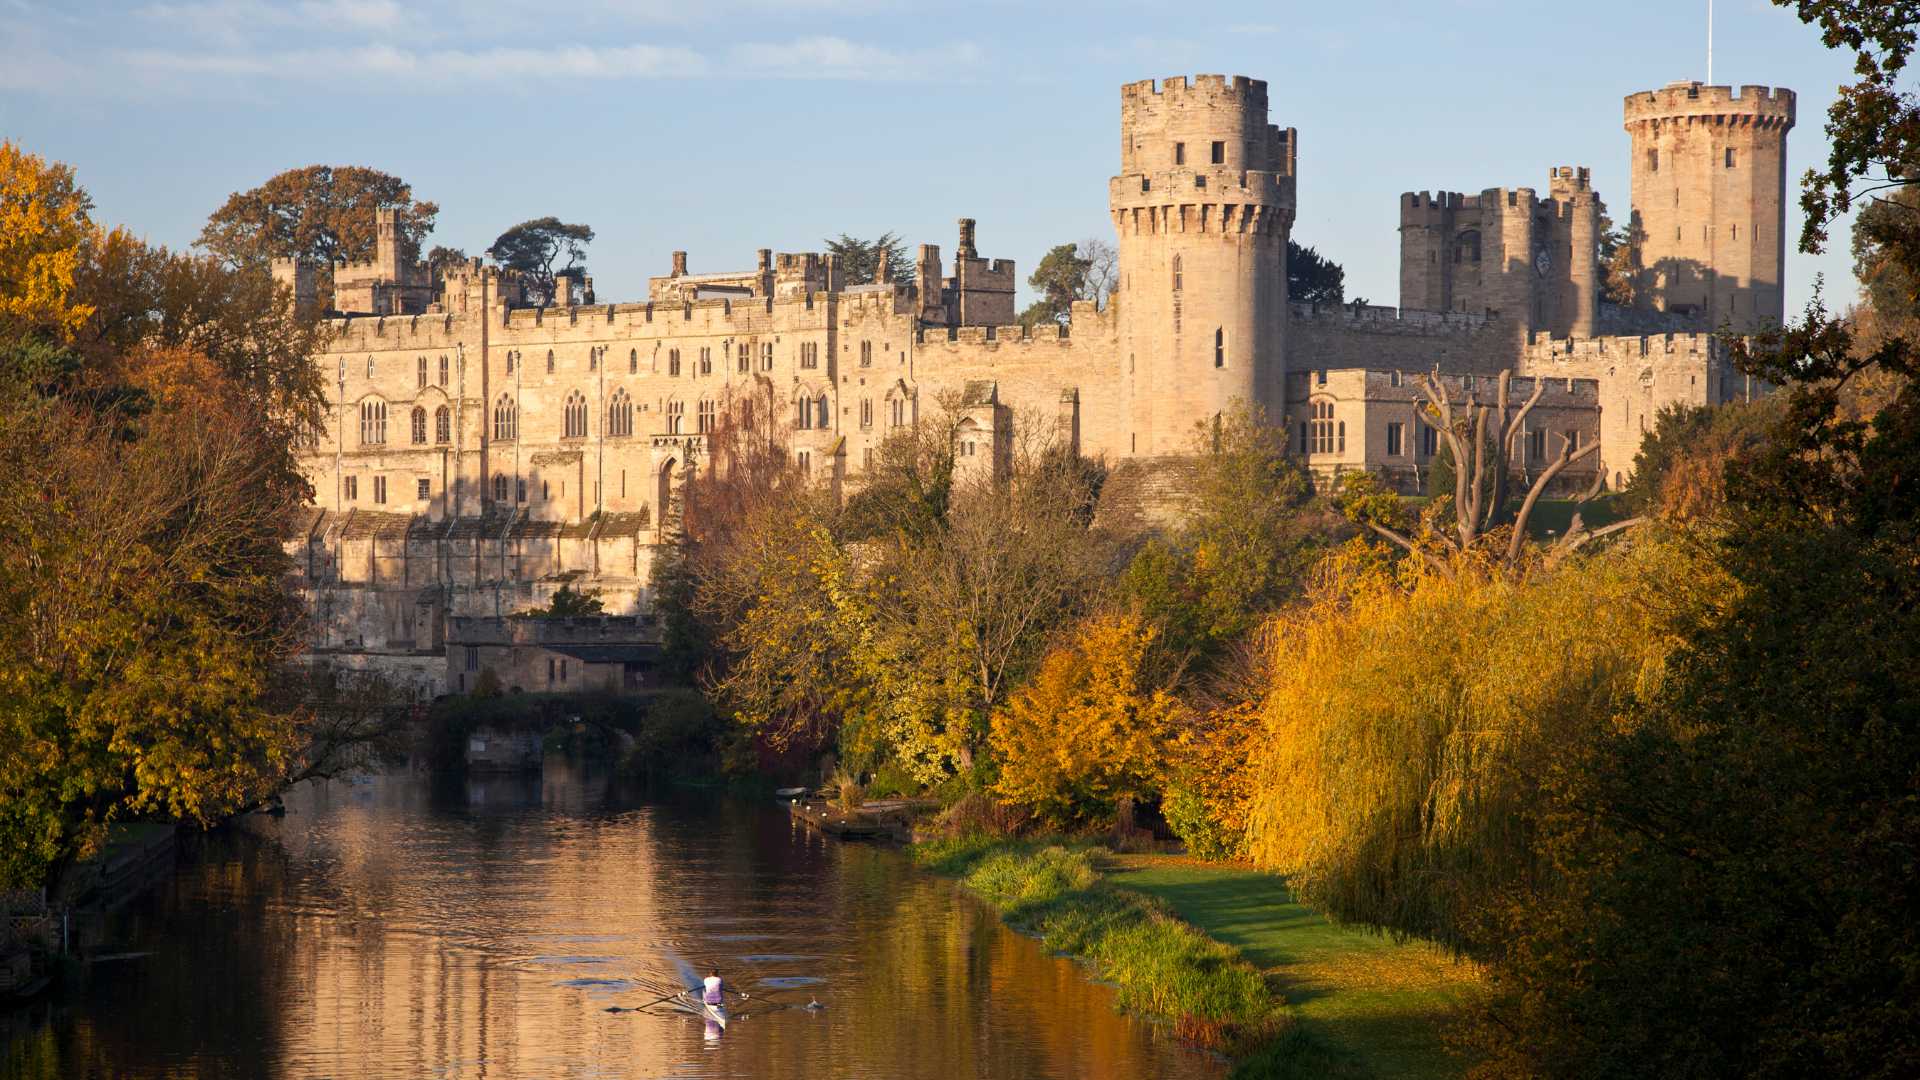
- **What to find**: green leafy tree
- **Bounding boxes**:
[1121,402,1325,666]
[1286,239,1345,306]
[426,245,469,288]
[487,217,593,306]
[824,232,913,287]
[1020,243,1092,328]
[534,583,604,618]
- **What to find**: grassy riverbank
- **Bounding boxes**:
[913,839,1480,1079]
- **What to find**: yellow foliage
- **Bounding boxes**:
[0,141,96,339]
[990,611,1186,827]
[1242,537,1724,947]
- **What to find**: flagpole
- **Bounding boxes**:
[1707,0,1714,84]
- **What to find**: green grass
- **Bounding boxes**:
[914,840,1287,1054]
[1110,861,1479,1080]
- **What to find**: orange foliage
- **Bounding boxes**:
[989,611,1186,828]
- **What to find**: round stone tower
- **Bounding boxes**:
[1110,75,1296,457]
[1624,81,1796,331]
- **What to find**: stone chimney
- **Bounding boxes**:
[957,218,978,258]
[671,250,688,277]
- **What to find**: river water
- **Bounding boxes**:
[2,762,1222,1079]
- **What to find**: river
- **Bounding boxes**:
[1,761,1223,1079]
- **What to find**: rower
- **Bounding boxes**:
[702,968,725,1007]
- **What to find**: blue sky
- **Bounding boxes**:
[0,0,1865,314]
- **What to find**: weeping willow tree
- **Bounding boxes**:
[1242,537,1721,953]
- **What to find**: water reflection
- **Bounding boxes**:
[2,761,1220,1079]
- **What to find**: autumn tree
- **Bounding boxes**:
[487,217,593,306]
[0,142,96,344]
[1457,6,1920,1073]
[197,165,437,306]
[1597,210,1638,306]
[0,146,332,891]
[824,232,913,286]
[990,611,1186,828]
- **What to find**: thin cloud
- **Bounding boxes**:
[99,35,976,89]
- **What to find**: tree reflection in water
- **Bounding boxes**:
[1,761,1219,1080]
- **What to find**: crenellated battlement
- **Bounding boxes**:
[1121,73,1267,107]
[1623,82,1796,127]
[1523,329,1721,361]
[1291,302,1496,333]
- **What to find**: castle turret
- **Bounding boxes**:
[374,206,402,283]
[1111,74,1296,456]
[1551,166,1600,338]
[1624,81,1796,330]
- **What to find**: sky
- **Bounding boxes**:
[0,0,1869,314]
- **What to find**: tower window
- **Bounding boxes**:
[1210,141,1224,164]
[1141,177,1151,193]
[1213,328,1225,368]
[1387,422,1403,457]
[1171,255,1182,293]
[1648,148,1659,172]
[1195,175,1206,189]
[1725,147,1737,168]
[1173,142,1185,165]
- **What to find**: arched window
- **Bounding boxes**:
[416,356,428,388]
[794,396,812,430]
[360,399,388,445]
[629,348,638,374]
[589,348,598,372]
[608,390,633,437]
[669,349,681,377]
[1214,328,1225,368]
[545,349,555,374]
[1171,255,1182,292]
[699,347,712,376]
[890,396,906,428]
[435,405,450,444]
[737,399,756,430]
[1310,400,1341,455]
[666,400,684,434]
[493,395,518,441]
[859,341,872,367]
[562,391,588,439]
[697,399,716,433]
[1455,230,1481,264]
[410,406,427,444]
[438,354,449,386]
[859,398,873,428]
[492,473,509,502]
[506,350,515,375]
[815,395,830,430]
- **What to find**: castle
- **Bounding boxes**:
[283,74,1791,694]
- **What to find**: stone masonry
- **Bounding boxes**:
[287,73,1787,692]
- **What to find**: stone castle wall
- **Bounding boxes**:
[289,71,1783,689]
